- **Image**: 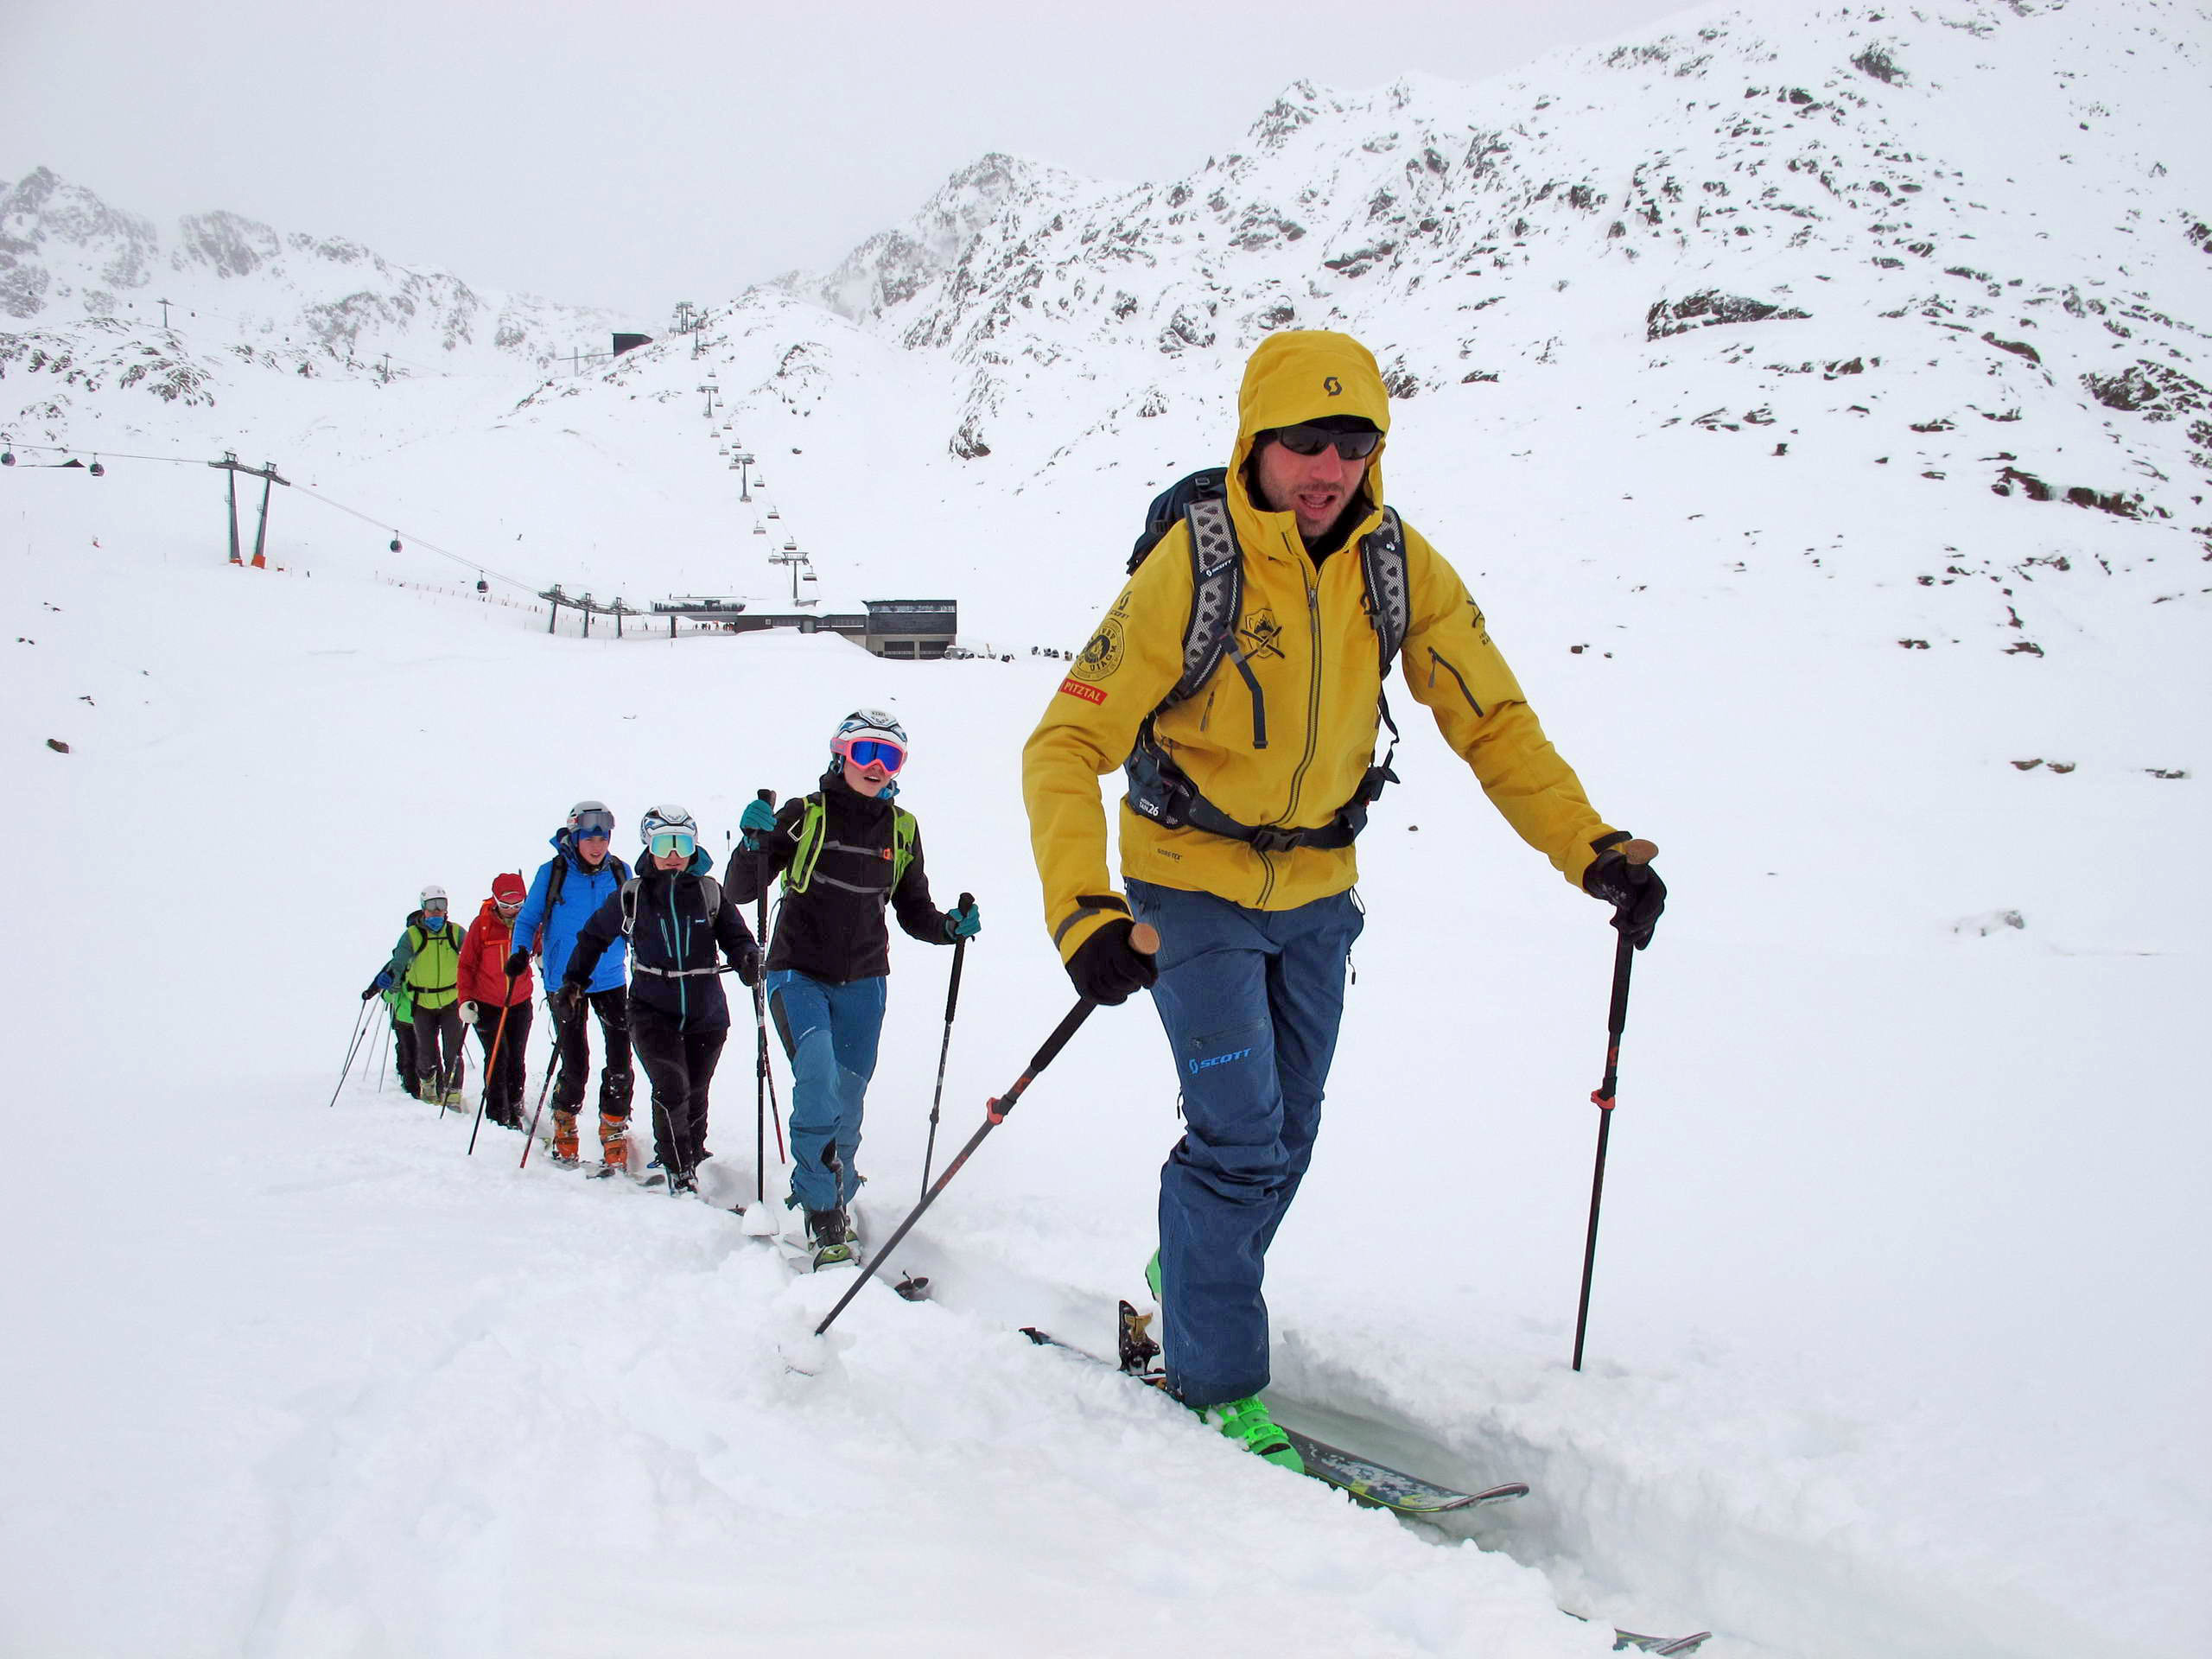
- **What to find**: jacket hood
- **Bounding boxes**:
[474,896,509,925]
[1230,330,1390,531]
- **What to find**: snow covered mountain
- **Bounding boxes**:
[6,12,2209,1651]
[772,0,2209,541]
[0,164,634,412]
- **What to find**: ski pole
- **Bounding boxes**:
[751,787,776,1205]
[919,891,974,1198]
[325,998,378,1109]
[376,1010,391,1093]
[519,996,564,1170]
[815,924,1159,1338]
[467,979,518,1156]
[1571,837,1657,1373]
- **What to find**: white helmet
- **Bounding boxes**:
[640,804,698,849]
[419,884,448,906]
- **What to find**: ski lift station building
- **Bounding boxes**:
[651,596,958,659]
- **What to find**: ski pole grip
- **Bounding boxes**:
[1623,839,1658,866]
[758,788,776,804]
[958,890,974,910]
[1130,923,1160,956]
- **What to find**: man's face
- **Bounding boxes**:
[1254,434,1370,540]
[576,832,609,868]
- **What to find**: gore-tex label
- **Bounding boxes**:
[1058,677,1107,704]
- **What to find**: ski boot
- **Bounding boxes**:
[804,1208,854,1271]
[598,1113,631,1178]
[1194,1395,1303,1474]
[550,1109,582,1166]
[669,1167,699,1198]
[840,1203,863,1257]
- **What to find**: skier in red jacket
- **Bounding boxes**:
[458,873,537,1128]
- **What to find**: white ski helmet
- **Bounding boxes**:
[566,799,615,838]
[419,884,448,906]
[639,804,697,847]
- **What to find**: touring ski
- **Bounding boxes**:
[1020,1303,1528,1517]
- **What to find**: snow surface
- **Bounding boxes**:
[6,1,2209,1655]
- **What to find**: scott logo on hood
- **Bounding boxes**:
[1323,376,1343,396]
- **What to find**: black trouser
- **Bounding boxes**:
[630,1001,727,1174]
[413,1001,466,1092]
[472,1001,533,1119]
[391,1014,419,1094]
[553,987,633,1117]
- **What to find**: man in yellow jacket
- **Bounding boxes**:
[1021,329,1664,1470]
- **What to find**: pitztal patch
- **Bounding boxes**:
[1058,677,1107,704]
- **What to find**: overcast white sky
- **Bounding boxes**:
[6,0,1700,323]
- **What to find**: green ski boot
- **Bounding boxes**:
[1196,1395,1303,1473]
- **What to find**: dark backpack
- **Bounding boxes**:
[1119,469,1408,853]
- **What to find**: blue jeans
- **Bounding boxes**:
[1126,878,1363,1408]
[766,969,887,1214]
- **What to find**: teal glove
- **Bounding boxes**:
[943,900,982,942]
[740,798,778,851]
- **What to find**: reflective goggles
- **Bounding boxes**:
[422,899,449,914]
[1270,423,1382,461]
[571,808,615,839]
[648,830,697,858]
[833,734,906,774]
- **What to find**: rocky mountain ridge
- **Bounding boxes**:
[776,0,2210,533]
[0,166,631,411]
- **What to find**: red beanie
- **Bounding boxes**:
[491,872,527,906]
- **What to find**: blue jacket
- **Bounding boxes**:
[565,849,758,1029]
[514,830,631,995]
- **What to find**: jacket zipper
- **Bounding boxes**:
[1260,554,1326,906]
[1427,647,1484,715]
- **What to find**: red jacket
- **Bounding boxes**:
[458,898,537,1007]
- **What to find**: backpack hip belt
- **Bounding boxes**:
[632,960,721,980]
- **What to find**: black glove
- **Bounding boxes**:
[733,943,762,988]
[552,982,585,1020]
[1065,918,1159,1006]
[1583,849,1667,950]
[505,950,530,979]
[360,984,379,1002]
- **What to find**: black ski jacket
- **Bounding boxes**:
[725,768,951,984]
[566,850,759,1030]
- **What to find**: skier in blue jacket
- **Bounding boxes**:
[509,800,634,1169]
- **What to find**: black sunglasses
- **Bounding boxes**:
[1272,424,1382,461]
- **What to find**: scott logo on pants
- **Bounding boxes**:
[1189,1046,1255,1077]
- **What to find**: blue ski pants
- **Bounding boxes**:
[1126,879,1363,1408]
[766,969,887,1214]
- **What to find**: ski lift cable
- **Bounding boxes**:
[287,481,536,592]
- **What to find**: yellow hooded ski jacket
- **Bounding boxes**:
[1022,330,1618,963]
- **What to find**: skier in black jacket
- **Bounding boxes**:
[726,710,981,1266]
[565,806,760,1193]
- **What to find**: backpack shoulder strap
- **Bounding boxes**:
[785,794,828,895]
[890,809,917,889]
[699,875,722,918]
[1166,494,1242,709]
[619,877,640,938]
[546,854,569,912]
[1357,506,1410,677]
